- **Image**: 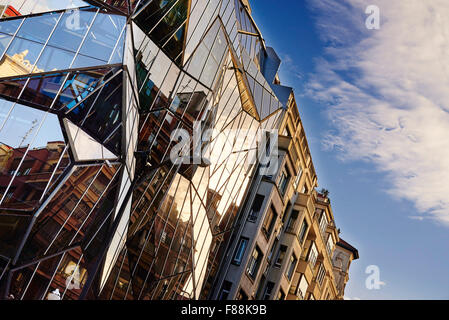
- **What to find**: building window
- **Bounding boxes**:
[316,263,326,286]
[293,167,303,189]
[236,289,248,300]
[277,289,286,300]
[281,202,291,223]
[307,242,318,269]
[286,254,297,281]
[326,234,334,256]
[218,281,232,300]
[319,211,328,237]
[274,245,287,268]
[301,183,308,194]
[248,194,264,222]
[232,237,249,266]
[267,238,278,262]
[298,219,308,245]
[285,210,299,233]
[278,168,290,196]
[256,275,266,299]
[297,274,309,299]
[262,206,277,238]
[246,246,262,279]
[262,282,274,300]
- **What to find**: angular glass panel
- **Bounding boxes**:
[0,0,89,16]
[0,102,69,214]
[0,75,27,100]
[18,164,121,264]
[0,32,11,57]
[79,12,126,62]
[21,72,67,108]
[47,7,97,52]
[16,12,60,43]
[34,46,75,73]
[0,214,30,258]
[109,28,125,64]
[162,22,185,64]
[2,37,43,76]
[0,17,21,35]
[71,53,108,69]
[66,70,122,154]
[134,0,189,63]
[56,67,113,111]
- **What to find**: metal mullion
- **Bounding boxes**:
[121,162,184,297]
[0,16,26,132]
[82,167,133,251]
[19,260,40,299]
[107,23,126,64]
[188,184,197,300]
[209,110,244,177]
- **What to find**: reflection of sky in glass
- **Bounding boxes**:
[1,0,89,16]
[0,100,63,148]
[0,8,125,77]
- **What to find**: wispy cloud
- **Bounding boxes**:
[279,53,305,80]
[306,0,449,226]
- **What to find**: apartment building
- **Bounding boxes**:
[211,84,358,301]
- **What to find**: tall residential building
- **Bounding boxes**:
[0,0,357,300]
[210,88,359,301]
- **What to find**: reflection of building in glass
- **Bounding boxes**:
[0,0,356,300]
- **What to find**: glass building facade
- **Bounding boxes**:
[0,0,291,300]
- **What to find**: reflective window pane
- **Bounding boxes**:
[0,17,21,35]
[16,12,60,43]
[79,13,126,62]
[34,45,75,72]
[0,0,89,16]
[3,37,44,76]
[47,8,97,52]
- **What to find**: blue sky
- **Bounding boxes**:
[251,0,449,299]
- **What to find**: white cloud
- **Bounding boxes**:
[306,0,449,226]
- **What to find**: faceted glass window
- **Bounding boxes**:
[0,100,70,215]
[0,17,20,34]
[47,8,97,52]
[78,12,126,63]
[15,12,60,43]
[134,0,189,64]
[0,1,89,16]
